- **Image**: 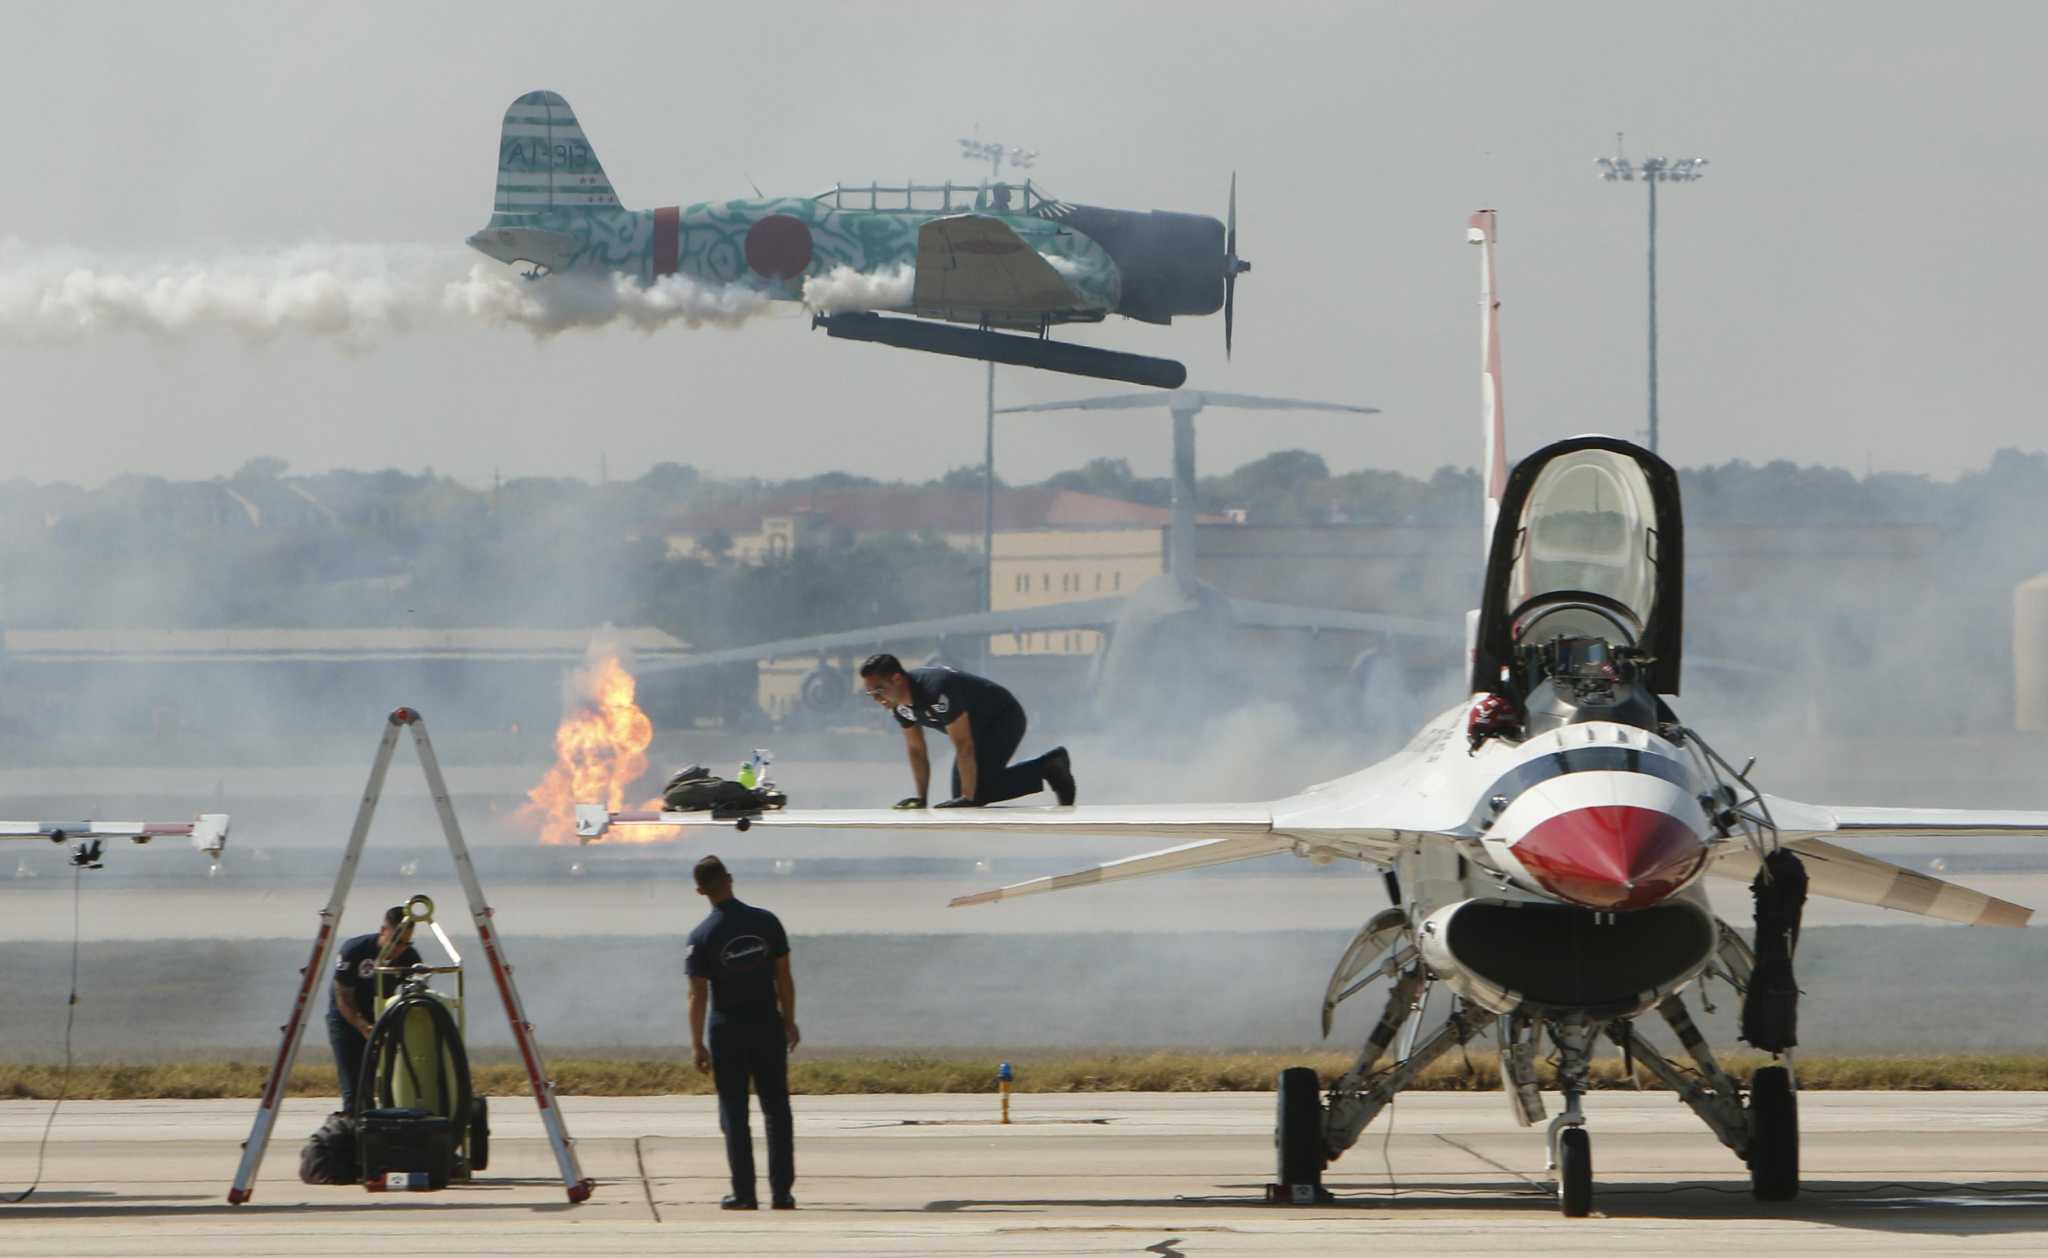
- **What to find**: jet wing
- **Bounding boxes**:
[581,801,1273,842]
[575,801,1406,903]
[1710,837,2031,927]
[636,598,1127,675]
[1762,797,2048,838]
[949,833,1295,906]
[1704,793,2048,926]
[912,216,1085,316]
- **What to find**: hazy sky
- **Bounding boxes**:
[4,1,2043,489]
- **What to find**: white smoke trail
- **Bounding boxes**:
[443,264,770,334]
[0,239,772,344]
[800,264,914,315]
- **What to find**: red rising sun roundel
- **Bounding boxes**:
[744,215,814,280]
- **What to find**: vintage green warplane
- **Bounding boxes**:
[465,90,1249,388]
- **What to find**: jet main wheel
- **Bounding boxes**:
[1274,1066,1326,1192]
[1747,1065,1799,1201]
[1557,1126,1593,1217]
[468,1095,490,1173]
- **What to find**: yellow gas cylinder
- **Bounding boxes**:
[376,988,464,1114]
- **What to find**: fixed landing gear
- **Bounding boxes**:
[1747,1064,1799,1201]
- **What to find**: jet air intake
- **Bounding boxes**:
[1418,897,1716,1019]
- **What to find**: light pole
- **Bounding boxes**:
[1597,134,1708,455]
[957,133,1039,633]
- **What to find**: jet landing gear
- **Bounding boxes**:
[1607,995,1802,1205]
[1747,1064,1799,1201]
[1546,1019,1596,1217]
[1300,968,1490,1201]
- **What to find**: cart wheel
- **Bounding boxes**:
[469,1095,490,1172]
[1558,1126,1592,1217]
[1747,1066,1798,1201]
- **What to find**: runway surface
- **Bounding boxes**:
[2,1092,2044,1254]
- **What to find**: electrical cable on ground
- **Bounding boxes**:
[7,864,83,1204]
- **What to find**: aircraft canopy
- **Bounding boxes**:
[1472,437,1684,695]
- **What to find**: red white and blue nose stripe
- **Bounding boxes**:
[1483,761,1708,911]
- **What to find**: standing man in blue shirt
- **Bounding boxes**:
[858,653,1077,808]
[687,855,798,1210]
[327,905,420,1115]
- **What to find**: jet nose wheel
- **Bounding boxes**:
[1557,1125,1593,1217]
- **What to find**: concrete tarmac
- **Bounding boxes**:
[3,1092,2046,1254]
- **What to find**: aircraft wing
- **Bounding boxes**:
[948,833,1296,906]
[1702,793,2048,926]
[1761,797,2048,838]
[575,801,1406,903]
[912,216,1085,315]
[582,801,1273,842]
[1227,597,1458,641]
[636,598,1127,675]
[1710,837,2031,927]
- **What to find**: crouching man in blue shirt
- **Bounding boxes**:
[687,854,798,1210]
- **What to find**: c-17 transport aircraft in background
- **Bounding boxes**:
[576,211,2048,1216]
[466,90,1248,388]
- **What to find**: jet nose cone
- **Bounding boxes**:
[1512,805,1706,911]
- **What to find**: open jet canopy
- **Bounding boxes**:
[1470,436,1684,696]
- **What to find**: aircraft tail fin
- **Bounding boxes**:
[488,90,623,225]
[1467,210,1508,555]
[1465,210,1508,679]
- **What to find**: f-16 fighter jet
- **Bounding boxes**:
[466,90,1248,388]
[577,212,2048,1216]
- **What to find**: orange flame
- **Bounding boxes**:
[522,653,680,845]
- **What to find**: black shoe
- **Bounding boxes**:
[721,1194,758,1210]
[771,1193,796,1210]
[1042,746,1076,806]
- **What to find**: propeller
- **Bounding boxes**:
[1223,173,1251,357]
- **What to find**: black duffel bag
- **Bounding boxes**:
[298,1111,360,1185]
[662,765,786,815]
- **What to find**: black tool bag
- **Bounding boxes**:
[358,1107,454,1190]
[298,1111,361,1185]
[662,765,788,816]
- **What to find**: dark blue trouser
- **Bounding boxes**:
[949,705,1047,805]
[709,1019,794,1200]
[326,1010,366,1115]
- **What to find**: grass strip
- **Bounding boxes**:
[6,1050,2048,1101]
